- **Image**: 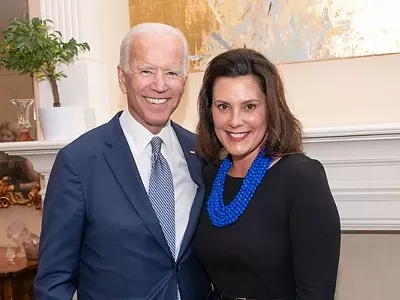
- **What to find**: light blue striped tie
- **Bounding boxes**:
[148,136,175,258]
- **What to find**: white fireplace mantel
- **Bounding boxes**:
[0,140,65,185]
[1,123,399,231]
[303,123,400,231]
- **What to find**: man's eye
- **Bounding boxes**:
[140,70,153,76]
[166,71,179,77]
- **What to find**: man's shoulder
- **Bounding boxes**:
[171,121,196,142]
[62,119,113,157]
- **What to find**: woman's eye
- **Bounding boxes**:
[217,104,229,110]
[244,104,256,110]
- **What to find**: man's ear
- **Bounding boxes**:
[182,75,187,88]
[117,66,127,94]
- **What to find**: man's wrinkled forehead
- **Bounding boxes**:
[130,34,184,69]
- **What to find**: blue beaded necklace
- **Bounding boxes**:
[207,148,272,227]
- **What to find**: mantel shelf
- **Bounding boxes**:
[0,140,68,155]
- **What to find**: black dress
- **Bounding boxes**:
[194,154,341,300]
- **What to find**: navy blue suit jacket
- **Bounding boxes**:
[34,112,210,299]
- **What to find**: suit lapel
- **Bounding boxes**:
[103,113,172,258]
[172,122,203,186]
[172,122,205,261]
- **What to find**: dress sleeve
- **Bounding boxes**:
[289,159,341,300]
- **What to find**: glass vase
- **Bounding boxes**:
[6,245,16,262]
[10,98,35,141]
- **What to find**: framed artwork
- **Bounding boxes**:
[129,0,400,72]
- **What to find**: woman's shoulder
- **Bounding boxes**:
[278,154,328,187]
[202,163,220,177]
[202,162,221,185]
[279,153,324,172]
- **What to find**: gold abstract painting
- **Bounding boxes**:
[129,0,400,72]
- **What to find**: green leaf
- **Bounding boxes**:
[0,16,90,106]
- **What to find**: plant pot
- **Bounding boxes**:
[39,107,89,141]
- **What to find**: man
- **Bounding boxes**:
[34,23,210,299]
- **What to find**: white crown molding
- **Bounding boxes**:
[332,184,400,201]
[320,157,400,167]
[0,141,67,184]
[304,123,400,142]
[304,122,400,137]
[0,140,68,156]
[341,218,400,231]
[302,124,400,231]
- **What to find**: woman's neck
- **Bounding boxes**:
[228,152,281,178]
[228,153,257,178]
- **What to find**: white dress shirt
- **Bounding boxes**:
[119,109,197,260]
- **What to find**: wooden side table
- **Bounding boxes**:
[0,247,37,300]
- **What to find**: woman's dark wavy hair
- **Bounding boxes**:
[196,48,303,163]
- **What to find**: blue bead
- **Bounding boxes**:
[207,149,272,227]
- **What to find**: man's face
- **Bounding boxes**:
[118,34,186,134]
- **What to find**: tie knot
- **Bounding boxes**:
[150,136,163,155]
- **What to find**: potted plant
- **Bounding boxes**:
[0,17,90,140]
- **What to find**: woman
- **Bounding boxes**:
[0,120,19,142]
[0,151,39,196]
[194,48,341,300]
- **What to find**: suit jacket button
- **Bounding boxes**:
[176,264,181,271]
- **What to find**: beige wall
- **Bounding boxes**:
[172,53,400,131]
[99,0,130,116]
[0,16,36,138]
[336,233,400,300]
[0,68,36,139]
[0,69,35,122]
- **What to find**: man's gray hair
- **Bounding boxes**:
[119,23,189,77]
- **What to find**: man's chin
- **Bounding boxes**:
[145,118,170,133]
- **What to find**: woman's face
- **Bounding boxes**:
[0,128,16,142]
[212,75,267,163]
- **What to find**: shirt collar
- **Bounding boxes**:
[120,108,174,155]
